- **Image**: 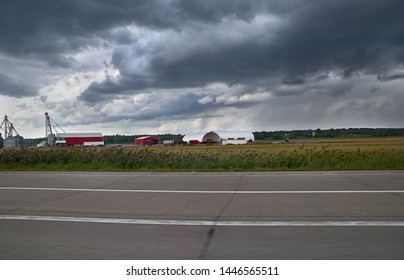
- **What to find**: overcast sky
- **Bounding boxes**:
[1,0,403,138]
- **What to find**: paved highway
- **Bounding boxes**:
[0,171,403,259]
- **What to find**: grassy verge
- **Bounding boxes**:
[0,138,403,171]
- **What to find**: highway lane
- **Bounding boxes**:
[0,171,404,259]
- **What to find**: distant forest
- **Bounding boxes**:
[253,128,404,140]
[22,128,403,146]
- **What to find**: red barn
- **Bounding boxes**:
[55,133,104,146]
[135,136,160,146]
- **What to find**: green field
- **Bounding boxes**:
[0,137,403,171]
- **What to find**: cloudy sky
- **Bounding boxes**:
[1,0,403,138]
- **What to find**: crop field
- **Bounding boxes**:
[0,137,403,171]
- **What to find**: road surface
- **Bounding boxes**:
[0,171,404,259]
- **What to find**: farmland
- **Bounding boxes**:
[0,137,403,171]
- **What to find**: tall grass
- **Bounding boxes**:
[0,140,403,171]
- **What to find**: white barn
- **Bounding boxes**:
[183,131,254,145]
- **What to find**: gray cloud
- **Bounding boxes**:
[1,0,404,136]
[0,0,272,63]
[339,68,359,80]
[377,73,404,82]
[0,73,36,97]
[316,74,329,82]
[282,76,305,86]
[75,0,404,104]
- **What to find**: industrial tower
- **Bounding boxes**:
[0,115,24,148]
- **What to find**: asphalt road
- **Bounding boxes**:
[0,171,404,259]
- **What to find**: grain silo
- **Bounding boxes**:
[0,115,24,148]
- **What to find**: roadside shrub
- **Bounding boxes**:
[0,143,403,171]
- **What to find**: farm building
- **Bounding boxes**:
[163,139,184,146]
[135,136,160,146]
[36,113,104,147]
[53,133,104,146]
[183,131,254,145]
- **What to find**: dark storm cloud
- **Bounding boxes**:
[2,0,403,75]
[0,0,268,60]
[282,76,305,86]
[0,1,143,62]
[0,73,36,97]
[71,0,404,103]
[377,73,404,82]
[316,74,329,82]
[339,68,358,80]
[2,0,404,131]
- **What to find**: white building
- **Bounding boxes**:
[182,131,254,145]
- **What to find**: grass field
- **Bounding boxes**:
[0,137,403,171]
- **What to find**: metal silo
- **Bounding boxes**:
[0,115,24,148]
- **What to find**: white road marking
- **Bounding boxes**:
[0,187,404,194]
[1,215,404,226]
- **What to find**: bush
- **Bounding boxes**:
[0,143,403,171]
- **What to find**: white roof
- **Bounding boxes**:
[182,132,210,142]
[182,131,254,142]
[135,136,159,140]
[56,133,103,137]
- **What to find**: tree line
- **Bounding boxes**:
[253,128,404,140]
